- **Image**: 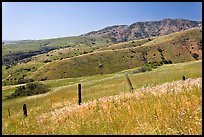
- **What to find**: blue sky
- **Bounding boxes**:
[2,2,202,40]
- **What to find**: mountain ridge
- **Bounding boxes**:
[81,18,202,42]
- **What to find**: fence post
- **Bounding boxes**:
[124,72,134,92]
[8,108,10,117]
[78,84,82,105]
[23,104,27,117]
[182,75,186,80]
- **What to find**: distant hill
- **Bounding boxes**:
[2,19,202,85]
[3,18,201,66]
[81,18,202,42]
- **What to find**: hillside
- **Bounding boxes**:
[30,29,202,81]
[2,36,113,66]
[2,18,201,66]
[82,18,202,42]
[2,60,202,135]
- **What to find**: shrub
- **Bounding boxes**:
[5,66,11,69]
[99,64,103,68]
[18,78,34,84]
[40,77,47,81]
[83,51,88,54]
[162,59,173,64]
[192,53,199,60]
[158,48,163,52]
[133,61,165,74]
[133,67,148,74]
[133,64,155,74]
[43,60,52,63]
[7,82,50,99]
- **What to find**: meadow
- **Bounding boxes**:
[2,60,202,135]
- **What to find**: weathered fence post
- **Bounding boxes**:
[182,75,186,80]
[78,84,82,105]
[8,108,11,117]
[124,72,134,92]
[23,104,27,117]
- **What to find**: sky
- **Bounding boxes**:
[2,2,202,41]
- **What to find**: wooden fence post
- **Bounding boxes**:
[78,84,82,105]
[8,108,10,117]
[23,104,27,117]
[182,75,186,80]
[124,72,134,92]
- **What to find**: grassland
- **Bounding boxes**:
[2,36,112,56]
[30,29,202,80]
[2,29,201,85]
[2,37,112,85]
[2,60,202,135]
[97,37,155,50]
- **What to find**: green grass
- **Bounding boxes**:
[2,36,112,56]
[98,37,155,50]
[2,60,202,100]
[2,61,44,85]
[2,60,202,134]
[29,29,202,81]
[2,36,113,85]
[2,29,201,85]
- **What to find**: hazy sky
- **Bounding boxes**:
[2,2,202,40]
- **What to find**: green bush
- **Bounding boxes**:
[17,78,34,84]
[133,61,166,74]
[192,53,199,60]
[43,60,52,63]
[161,59,173,64]
[7,82,50,99]
[5,66,11,69]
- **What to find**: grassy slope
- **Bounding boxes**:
[2,36,113,85]
[2,36,112,56]
[2,37,153,85]
[2,60,202,135]
[97,37,155,50]
[2,61,44,85]
[30,29,202,80]
[2,29,201,85]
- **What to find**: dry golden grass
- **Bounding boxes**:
[2,78,202,135]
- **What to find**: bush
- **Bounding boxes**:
[99,64,103,68]
[145,62,159,69]
[17,78,34,84]
[43,60,52,63]
[133,67,148,74]
[5,66,11,69]
[133,61,166,74]
[192,53,199,60]
[133,66,152,74]
[7,82,50,99]
[158,48,163,52]
[83,51,88,54]
[161,59,173,64]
